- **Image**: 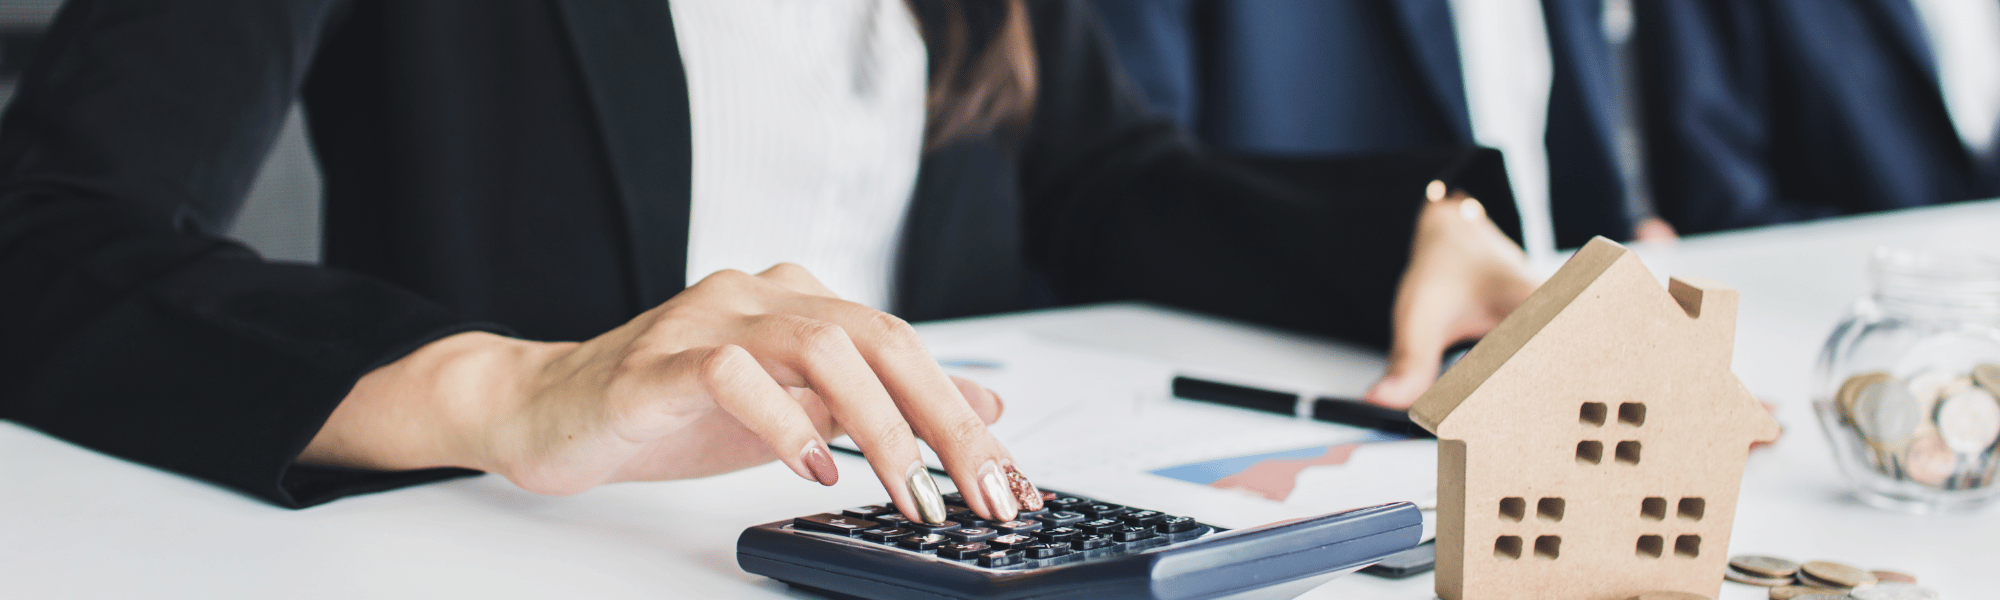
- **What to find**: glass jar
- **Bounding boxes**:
[1815,247,2000,513]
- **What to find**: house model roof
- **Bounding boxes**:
[1410,237,1779,443]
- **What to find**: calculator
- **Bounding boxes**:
[736,489,1422,600]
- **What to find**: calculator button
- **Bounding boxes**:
[1072,534,1114,551]
[1046,496,1089,512]
[993,519,1043,535]
[976,549,1025,568]
[943,527,998,543]
[938,542,991,560]
[1023,542,1073,559]
[942,492,967,507]
[945,509,990,528]
[1014,506,1051,519]
[793,513,876,536]
[1156,516,1199,534]
[1077,518,1124,534]
[842,505,892,519]
[1111,526,1157,543]
[1120,510,1166,527]
[859,527,913,543]
[1035,526,1081,543]
[1083,503,1128,519]
[871,513,912,529]
[897,533,948,552]
[1036,511,1086,528]
[902,520,962,534]
[987,534,1037,549]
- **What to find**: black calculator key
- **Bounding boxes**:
[842,505,892,519]
[1036,510,1086,528]
[1080,516,1128,536]
[945,509,990,528]
[870,513,911,529]
[992,519,1043,535]
[942,492,967,507]
[1034,526,1080,543]
[1072,533,1114,551]
[793,513,876,536]
[897,533,948,552]
[1023,542,1073,559]
[1015,507,1051,520]
[937,542,991,560]
[1156,515,1199,534]
[1120,510,1166,527]
[859,527,913,543]
[1045,496,1089,512]
[987,534,1037,549]
[1083,503,1127,519]
[903,520,961,534]
[976,548,1025,568]
[1111,525,1157,543]
[943,527,998,543]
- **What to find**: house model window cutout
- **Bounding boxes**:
[1410,237,1780,600]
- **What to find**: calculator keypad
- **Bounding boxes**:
[787,491,1215,571]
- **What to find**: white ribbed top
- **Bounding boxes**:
[670,0,928,311]
[1449,0,1556,267]
[1909,0,2000,161]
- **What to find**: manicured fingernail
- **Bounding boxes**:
[1002,462,1043,512]
[1426,180,1447,202]
[800,441,838,486]
[904,461,948,525]
[978,460,1019,521]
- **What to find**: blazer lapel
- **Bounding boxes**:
[1387,0,1473,141]
[551,0,693,308]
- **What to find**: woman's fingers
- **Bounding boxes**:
[757,262,842,298]
[690,345,842,486]
[952,376,1004,425]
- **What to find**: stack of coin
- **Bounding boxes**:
[1725,555,1936,600]
[1832,365,2000,490]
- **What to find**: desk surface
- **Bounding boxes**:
[8,202,2000,599]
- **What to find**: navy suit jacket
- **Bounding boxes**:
[1636,0,1998,234]
[1089,0,1632,249]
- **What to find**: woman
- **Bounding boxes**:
[0,0,1530,524]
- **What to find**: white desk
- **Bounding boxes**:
[7,202,2000,599]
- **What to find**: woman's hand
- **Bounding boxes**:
[301,264,1041,524]
[1363,190,1536,409]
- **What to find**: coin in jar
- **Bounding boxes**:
[1855,380,1923,447]
[1850,582,1940,600]
[1800,560,1877,589]
[1973,363,2000,394]
[1904,434,1958,488]
[1839,372,1895,423]
[1936,385,2000,455]
[1731,555,1802,579]
[1904,369,1956,409]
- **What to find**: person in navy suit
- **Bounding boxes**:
[1635,0,2000,234]
[1087,0,1659,255]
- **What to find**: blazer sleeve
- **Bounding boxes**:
[1016,0,1517,347]
[1634,0,1840,233]
[0,0,497,508]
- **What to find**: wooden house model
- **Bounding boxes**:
[1409,237,1780,600]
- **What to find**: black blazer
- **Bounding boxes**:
[0,0,1512,507]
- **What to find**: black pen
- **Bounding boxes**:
[1170,375,1436,439]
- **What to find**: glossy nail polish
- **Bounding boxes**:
[799,441,838,486]
[978,461,1019,521]
[905,462,949,525]
[1002,462,1044,512]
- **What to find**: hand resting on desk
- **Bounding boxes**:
[299,263,1033,525]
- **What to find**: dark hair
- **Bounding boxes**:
[910,0,1039,152]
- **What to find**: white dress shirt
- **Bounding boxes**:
[1909,0,2000,161]
[670,0,928,311]
[1448,0,1558,268]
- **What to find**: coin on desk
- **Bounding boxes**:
[1726,566,1798,587]
[1870,570,1916,584]
[1839,372,1895,423]
[1936,385,2000,455]
[1732,555,1802,579]
[1801,560,1877,589]
[1850,582,1940,600]
[1767,586,1837,600]
[1627,592,1710,600]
